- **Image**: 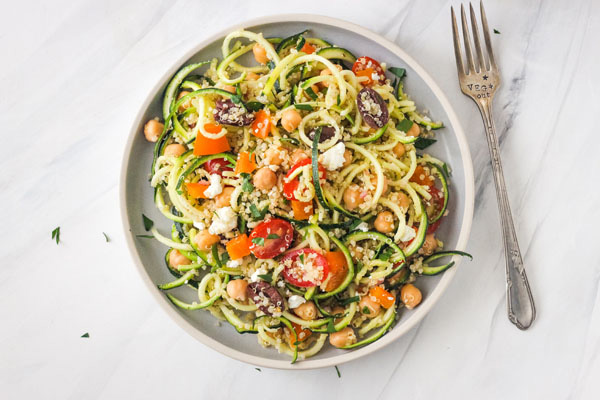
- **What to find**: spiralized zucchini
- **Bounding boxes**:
[143,29,465,364]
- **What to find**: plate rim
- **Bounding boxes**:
[119,13,475,370]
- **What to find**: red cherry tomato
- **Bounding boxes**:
[204,157,233,177]
[352,56,386,85]
[281,249,330,287]
[426,186,445,234]
[249,219,294,259]
[283,159,326,201]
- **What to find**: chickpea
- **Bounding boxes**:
[329,327,357,348]
[359,294,381,318]
[342,149,353,168]
[253,167,277,191]
[369,175,388,194]
[177,91,191,112]
[401,284,422,309]
[164,143,186,157]
[392,142,406,158]
[319,64,343,87]
[227,279,248,301]
[290,149,309,164]
[246,72,260,81]
[215,186,235,208]
[168,249,191,269]
[331,306,346,324]
[293,301,317,320]
[193,229,220,250]
[374,211,395,233]
[264,146,286,165]
[343,185,363,211]
[407,122,421,137]
[253,43,269,64]
[422,233,438,256]
[281,109,302,133]
[143,119,164,142]
[398,192,410,211]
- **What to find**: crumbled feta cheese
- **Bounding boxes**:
[203,174,223,199]
[193,221,206,230]
[251,267,267,282]
[320,142,346,171]
[400,226,416,242]
[288,295,306,309]
[227,259,242,268]
[356,222,369,232]
[208,206,237,235]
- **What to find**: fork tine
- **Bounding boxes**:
[451,6,465,76]
[469,3,486,72]
[460,4,476,74]
[479,0,497,70]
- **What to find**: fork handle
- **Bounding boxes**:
[478,100,536,330]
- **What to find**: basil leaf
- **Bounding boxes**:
[326,319,336,333]
[250,204,268,220]
[252,237,265,246]
[257,273,272,283]
[51,226,60,245]
[494,29,501,34]
[142,214,154,231]
[388,67,406,80]
[414,137,437,150]
[396,119,413,133]
[267,234,280,240]
[81,333,90,338]
[362,306,371,314]
[241,173,254,193]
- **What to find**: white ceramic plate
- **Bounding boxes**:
[120,14,474,370]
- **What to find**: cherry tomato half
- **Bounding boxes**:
[352,56,386,85]
[281,248,330,287]
[204,157,233,177]
[249,219,294,259]
[426,186,445,234]
[283,159,326,201]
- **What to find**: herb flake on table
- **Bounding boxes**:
[335,366,341,378]
[494,29,501,34]
[51,227,60,245]
[81,332,90,338]
[142,214,154,231]
[102,232,110,242]
[255,368,261,372]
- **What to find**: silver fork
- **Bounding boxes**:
[451,1,536,330]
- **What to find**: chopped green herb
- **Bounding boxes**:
[388,67,406,80]
[238,216,247,234]
[299,253,305,264]
[494,29,501,34]
[414,137,437,150]
[326,319,336,333]
[142,214,154,231]
[257,273,272,283]
[136,234,154,239]
[304,86,318,100]
[293,103,314,111]
[81,332,90,338]
[220,252,230,265]
[362,306,371,314]
[252,237,265,246]
[249,204,268,220]
[335,366,341,378]
[51,227,60,245]
[241,173,254,193]
[396,119,413,133]
[267,60,276,70]
[245,101,264,112]
[255,368,262,372]
[267,234,280,240]
[339,296,360,306]
[102,232,110,242]
[378,247,394,262]
[348,219,364,231]
[229,94,242,104]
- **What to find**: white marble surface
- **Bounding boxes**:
[2,0,600,398]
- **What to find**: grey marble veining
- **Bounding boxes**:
[1,0,600,398]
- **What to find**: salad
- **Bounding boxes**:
[142,29,471,362]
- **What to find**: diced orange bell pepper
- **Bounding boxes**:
[286,322,312,348]
[251,110,271,139]
[369,286,396,309]
[291,200,313,220]
[185,182,209,199]
[409,165,434,187]
[300,42,316,54]
[355,68,375,85]
[234,151,257,174]
[193,123,231,156]
[324,251,349,292]
[226,234,251,260]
